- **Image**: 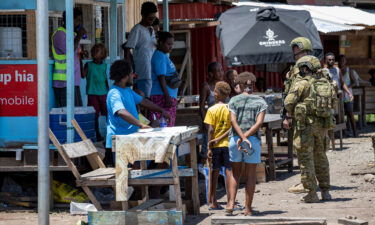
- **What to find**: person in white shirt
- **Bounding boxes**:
[124,2,158,98]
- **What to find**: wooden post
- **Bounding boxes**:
[171,149,183,212]
[140,161,149,202]
[287,128,294,173]
[50,171,54,210]
[266,128,276,181]
[372,136,375,162]
[189,139,200,214]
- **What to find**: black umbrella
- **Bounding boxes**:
[217,6,323,66]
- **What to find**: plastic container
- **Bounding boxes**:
[50,107,96,143]
[159,116,167,128]
[70,202,97,215]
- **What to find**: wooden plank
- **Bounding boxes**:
[49,129,82,180]
[81,168,116,180]
[71,119,106,169]
[0,166,70,172]
[178,95,199,105]
[129,168,194,179]
[276,158,293,167]
[211,216,327,224]
[88,210,183,225]
[0,192,37,202]
[261,146,288,154]
[334,123,347,132]
[171,149,183,213]
[140,161,149,202]
[248,222,327,225]
[76,178,176,187]
[26,10,36,59]
[266,128,276,181]
[82,186,102,210]
[189,139,200,215]
[62,139,97,158]
[129,199,163,211]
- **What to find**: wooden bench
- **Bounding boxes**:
[363,86,375,125]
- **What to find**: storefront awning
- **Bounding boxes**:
[235,2,375,33]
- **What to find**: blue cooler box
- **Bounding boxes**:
[50,107,96,143]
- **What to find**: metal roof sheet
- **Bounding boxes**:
[234,2,375,33]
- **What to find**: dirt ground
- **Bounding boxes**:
[0,125,374,225]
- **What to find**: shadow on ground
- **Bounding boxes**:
[329,185,357,191]
[186,213,210,225]
[254,210,287,216]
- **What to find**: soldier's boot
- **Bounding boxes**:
[301,191,320,203]
[288,183,308,193]
[321,190,332,201]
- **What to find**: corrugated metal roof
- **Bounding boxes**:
[235,2,375,33]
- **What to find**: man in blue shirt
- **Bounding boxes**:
[106,60,171,149]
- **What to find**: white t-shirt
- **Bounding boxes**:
[125,24,156,80]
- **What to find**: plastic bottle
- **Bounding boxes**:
[159,116,167,128]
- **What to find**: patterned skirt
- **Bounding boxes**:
[149,95,177,127]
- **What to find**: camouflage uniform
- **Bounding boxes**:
[281,37,313,120]
[284,56,331,194]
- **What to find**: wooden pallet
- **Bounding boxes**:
[211,216,327,225]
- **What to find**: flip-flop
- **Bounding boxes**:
[208,205,224,210]
[234,203,244,211]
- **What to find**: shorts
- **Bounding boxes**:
[88,95,107,118]
[134,79,152,98]
[344,101,353,113]
[229,135,261,164]
[211,147,231,170]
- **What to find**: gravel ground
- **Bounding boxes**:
[0,125,374,225]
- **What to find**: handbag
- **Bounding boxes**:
[165,73,182,89]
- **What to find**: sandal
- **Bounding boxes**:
[208,205,224,210]
[225,208,234,216]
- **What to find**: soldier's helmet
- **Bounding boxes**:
[296,55,321,72]
[290,37,313,52]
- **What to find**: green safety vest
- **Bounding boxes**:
[51,27,67,81]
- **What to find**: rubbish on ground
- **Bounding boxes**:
[70,202,97,215]
[363,174,375,184]
[52,180,89,203]
[338,216,368,225]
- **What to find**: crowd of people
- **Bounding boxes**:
[50,1,374,216]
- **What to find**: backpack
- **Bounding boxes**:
[306,72,337,118]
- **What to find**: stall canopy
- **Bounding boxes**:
[235,2,375,33]
[217,6,323,66]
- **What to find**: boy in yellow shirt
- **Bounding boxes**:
[204,81,232,209]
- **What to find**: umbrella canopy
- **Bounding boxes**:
[217,6,323,66]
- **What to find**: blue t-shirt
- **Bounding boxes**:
[150,50,178,99]
[106,85,143,148]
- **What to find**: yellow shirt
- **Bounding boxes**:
[204,103,231,148]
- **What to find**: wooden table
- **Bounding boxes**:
[262,114,293,181]
[113,126,200,215]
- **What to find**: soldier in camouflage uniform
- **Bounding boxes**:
[282,37,314,129]
[281,37,313,193]
[284,55,332,203]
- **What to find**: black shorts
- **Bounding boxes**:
[212,147,231,170]
[344,101,353,113]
